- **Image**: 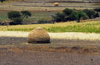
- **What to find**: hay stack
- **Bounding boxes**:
[27,27,50,43]
[54,2,59,6]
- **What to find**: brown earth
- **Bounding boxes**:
[0,36,100,65]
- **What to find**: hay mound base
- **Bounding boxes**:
[27,27,50,43]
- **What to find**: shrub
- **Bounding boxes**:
[21,11,32,19]
[63,8,73,16]
[8,10,32,25]
[82,9,95,19]
[90,10,95,18]
[69,11,77,20]
[7,11,21,20]
[13,18,23,25]
[94,8,100,12]
[38,19,46,24]
[76,10,87,22]
[0,0,5,3]
[9,22,16,25]
[94,13,99,18]
[55,12,66,22]
[82,15,88,20]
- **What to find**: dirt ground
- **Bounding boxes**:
[0,36,100,65]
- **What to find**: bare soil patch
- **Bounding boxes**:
[0,36,100,55]
[0,36,100,65]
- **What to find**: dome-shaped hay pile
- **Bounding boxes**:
[54,2,59,6]
[27,27,50,43]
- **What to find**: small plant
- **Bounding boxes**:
[10,37,13,40]
[7,10,32,25]
[77,38,79,40]
[69,11,77,21]
[37,19,46,24]
[7,21,100,33]
[0,0,5,3]
[49,41,51,43]
[13,18,23,25]
[7,11,21,20]
[54,12,66,22]
[76,10,87,22]
[94,13,99,18]
[63,8,73,16]
[94,8,100,13]
[21,11,32,19]
[82,9,95,19]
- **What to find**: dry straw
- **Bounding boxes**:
[27,27,50,43]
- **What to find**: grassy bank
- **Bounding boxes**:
[0,11,57,22]
[0,1,14,4]
[0,21,100,33]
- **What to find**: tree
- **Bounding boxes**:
[0,0,4,3]
[7,11,31,25]
[94,8,100,13]
[7,11,21,20]
[76,10,87,22]
[63,8,73,16]
[55,12,66,22]
[82,9,95,19]
[21,11,32,19]
[94,12,99,18]
[13,18,23,25]
[69,11,77,21]
[37,19,45,24]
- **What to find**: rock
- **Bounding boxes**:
[27,27,50,43]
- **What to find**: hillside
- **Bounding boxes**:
[6,0,100,3]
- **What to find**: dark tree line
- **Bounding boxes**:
[0,0,6,3]
[7,11,32,25]
[52,8,99,23]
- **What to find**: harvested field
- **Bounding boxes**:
[0,2,99,11]
[0,31,100,53]
[0,33,100,65]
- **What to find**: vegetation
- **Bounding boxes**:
[82,9,96,19]
[52,8,100,23]
[54,12,66,22]
[13,18,23,25]
[21,11,32,19]
[0,11,56,23]
[76,10,87,22]
[0,0,5,3]
[0,7,99,24]
[0,8,99,24]
[70,11,77,21]
[7,11,31,25]
[7,11,21,20]
[37,19,46,24]
[0,21,99,33]
[6,22,100,33]
[94,13,99,17]
[94,8,100,13]
[53,8,88,22]
[63,8,73,16]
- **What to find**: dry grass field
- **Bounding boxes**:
[0,21,100,40]
[0,20,98,31]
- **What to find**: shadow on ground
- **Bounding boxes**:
[0,37,100,65]
[0,36,100,55]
